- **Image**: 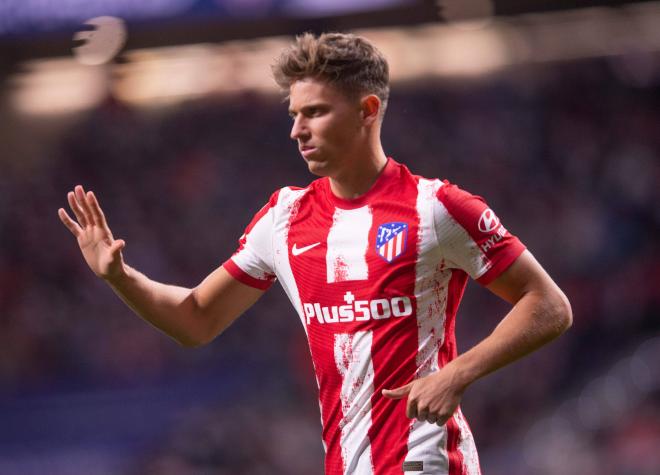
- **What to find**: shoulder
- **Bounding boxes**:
[386,159,443,194]
[392,160,455,192]
[433,180,511,249]
[430,180,526,284]
[435,180,506,241]
[432,179,505,245]
[261,182,318,220]
[387,161,484,210]
[435,180,488,214]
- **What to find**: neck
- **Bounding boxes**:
[329,141,388,200]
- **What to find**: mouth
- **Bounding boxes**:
[299,146,317,159]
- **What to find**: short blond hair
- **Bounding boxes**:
[272,32,390,116]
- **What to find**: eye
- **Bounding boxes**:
[308,107,326,117]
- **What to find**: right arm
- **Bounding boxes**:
[107,264,264,347]
[59,185,264,347]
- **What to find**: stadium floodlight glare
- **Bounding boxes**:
[9,2,660,116]
[9,58,106,116]
[437,0,495,27]
[73,16,128,66]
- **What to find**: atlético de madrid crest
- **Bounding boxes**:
[376,222,408,263]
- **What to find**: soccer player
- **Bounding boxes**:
[58,32,572,475]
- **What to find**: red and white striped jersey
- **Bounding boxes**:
[223,158,525,475]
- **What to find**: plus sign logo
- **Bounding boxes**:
[343,291,355,304]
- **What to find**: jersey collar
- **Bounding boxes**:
[323,157,398,209]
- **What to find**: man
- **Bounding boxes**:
[59,32,572,474]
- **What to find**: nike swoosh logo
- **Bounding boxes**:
[292,242,321,256]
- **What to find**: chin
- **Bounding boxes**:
[305,159,331,177]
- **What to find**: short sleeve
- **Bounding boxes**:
[434,181,525,285]
[222,190,280,290]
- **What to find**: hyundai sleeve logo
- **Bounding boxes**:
[478,208,500,233]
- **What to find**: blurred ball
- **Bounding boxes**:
[73,16,127,66]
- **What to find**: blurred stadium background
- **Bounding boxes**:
[1,0,659,474]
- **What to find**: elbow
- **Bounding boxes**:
[551,288,573,335]
[177,338,202,348]
[174,318,226,349]
[169,317,216,348]
[175,327,221,348]
[173,292,220,348]
[174,333,207,348]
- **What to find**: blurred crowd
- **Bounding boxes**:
[0,57,658,474]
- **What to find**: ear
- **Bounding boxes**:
[360,94,381,125]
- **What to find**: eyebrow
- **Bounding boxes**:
[288,102,329,116]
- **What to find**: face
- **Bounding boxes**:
[288,78,365,177]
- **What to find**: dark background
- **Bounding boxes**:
[0,1,658,474]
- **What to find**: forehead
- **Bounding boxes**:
[288,78,352,110]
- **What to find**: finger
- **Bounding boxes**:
[407,399,418,420]
[435,414,451,427]
[67,191,88,227]
[382,382,413,400]
[58,208,82,237]
[426,414,438,424]
[86,190,107,228]
[109,239,125,257]
[416,407,429,423]
[75,185,94,225]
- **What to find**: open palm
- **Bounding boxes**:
[58,185,126,280]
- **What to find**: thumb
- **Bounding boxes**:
[110,239,125,256]
[382,382,413,400]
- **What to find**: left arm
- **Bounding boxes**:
[382,250,572,424]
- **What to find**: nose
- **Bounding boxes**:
[290,116,309,141]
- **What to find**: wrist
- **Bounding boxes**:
[443,358,477,392]
[105,263,130,287]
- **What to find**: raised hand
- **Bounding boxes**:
[58,185,126,281]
